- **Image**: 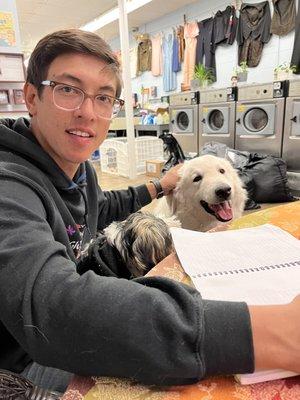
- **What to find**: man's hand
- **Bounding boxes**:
[147,163,183,200]
[249,294,300,374]
[159,163,183,195]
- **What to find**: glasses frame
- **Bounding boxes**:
[40,80,124,119]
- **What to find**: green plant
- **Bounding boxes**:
[233,62,248,76]
[194,63,215,85]
[274,62,296,73]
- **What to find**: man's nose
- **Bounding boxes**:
[75,96,97,120]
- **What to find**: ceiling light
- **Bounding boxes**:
[80,0,153,32]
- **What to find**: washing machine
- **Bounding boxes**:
[169,91,199,155]
[198,87,237,151]
[235,81,287,156]
[282,80,300,171]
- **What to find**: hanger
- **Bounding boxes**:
[134,33,149,42]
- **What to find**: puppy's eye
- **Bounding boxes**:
[219,168,225,174]
[193,175,202,182]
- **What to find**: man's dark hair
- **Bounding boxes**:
[26,29,122,97]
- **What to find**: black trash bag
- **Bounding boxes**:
[224,148,260,210]
[199,141,229,158]
[225,148,251,169]
[237,170,261,210]
[245,153,296,203]
[159,132,186,173]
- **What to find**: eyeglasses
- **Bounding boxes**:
[40,80,124,120]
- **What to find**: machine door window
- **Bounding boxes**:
[204,106,229,134]
[236,103,275,136]
[209,110,224,130]
[171,108,193,133]
[177,111,189,130]
[291,101,300,136]
[244,108,268,132]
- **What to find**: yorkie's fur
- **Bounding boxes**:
[104,211,180,277]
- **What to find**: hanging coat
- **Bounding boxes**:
[162,34,177,92]
[237,1,272,67]
[270,0,296,36]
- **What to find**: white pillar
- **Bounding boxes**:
[118,0,137,179]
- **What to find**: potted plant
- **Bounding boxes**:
[192,63,215,89]
[233,62,248,83]
[274,62,296,81]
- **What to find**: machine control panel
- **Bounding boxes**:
[200,87,237,103]
[169,91,199,106]
[273,81,288,98]
[238,83,273,100]
[287,80,300,97]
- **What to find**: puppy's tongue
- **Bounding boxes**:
[209,201,233,221]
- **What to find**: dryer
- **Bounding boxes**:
[169,91,199,155]
[235,81,287,156]
[198,87,237,151]
[282,80,300,171]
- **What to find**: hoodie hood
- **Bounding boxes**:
[0,118,86,191]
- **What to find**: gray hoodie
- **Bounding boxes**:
[0,118,254,385]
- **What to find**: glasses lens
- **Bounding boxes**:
[94,94,121,119]
[52,84,122,119]
[53,84,83,110]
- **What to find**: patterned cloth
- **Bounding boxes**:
[62,201,300,400]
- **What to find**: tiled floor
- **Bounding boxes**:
[92,162,283,215]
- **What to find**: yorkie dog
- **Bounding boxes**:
[104,211,180,277]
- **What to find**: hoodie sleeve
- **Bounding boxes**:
[97,184,152,229]
[0,177,254,384]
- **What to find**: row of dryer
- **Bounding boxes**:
[169,80,300,171]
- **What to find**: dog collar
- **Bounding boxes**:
[150,179,164,199]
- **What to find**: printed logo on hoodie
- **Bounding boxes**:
[66,224,86,259]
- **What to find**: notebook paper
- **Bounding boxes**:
[170,224,300,384]
[171,224,300,305]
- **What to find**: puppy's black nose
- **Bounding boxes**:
[215,186,231,200]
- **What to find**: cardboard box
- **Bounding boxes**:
[146,160,165,178]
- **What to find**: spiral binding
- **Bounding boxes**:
[192,260,300,279]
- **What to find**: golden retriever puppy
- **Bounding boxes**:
[156,155,247,232]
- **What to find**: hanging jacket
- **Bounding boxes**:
[137,38,152,73]
[270,0,296,36]
[0,118,254,385]
[237,1,272,67]
[214,6,238,46]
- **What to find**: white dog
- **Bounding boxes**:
[156,155,247,232]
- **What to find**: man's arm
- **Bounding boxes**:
[146,163,183,199]
[0,179,254,384]
[158,254,300,375]
[98,164,182,228]
[249,296,300,373]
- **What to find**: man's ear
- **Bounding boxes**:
[23,82,39,116]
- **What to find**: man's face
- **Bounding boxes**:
[25,53,118,178]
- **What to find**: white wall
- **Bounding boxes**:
[109,0,295,99]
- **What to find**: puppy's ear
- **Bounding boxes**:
[166,189,178,215]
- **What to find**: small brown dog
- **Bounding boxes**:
[104,211,179,277]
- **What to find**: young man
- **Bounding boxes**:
[0,29,299,393]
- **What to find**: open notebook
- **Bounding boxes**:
[170,224,300,385]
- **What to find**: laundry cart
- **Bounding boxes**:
[100,137,164,177]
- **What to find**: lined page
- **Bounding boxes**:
[171,224,300,305]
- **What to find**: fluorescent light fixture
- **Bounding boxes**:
[81,0,152,32]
